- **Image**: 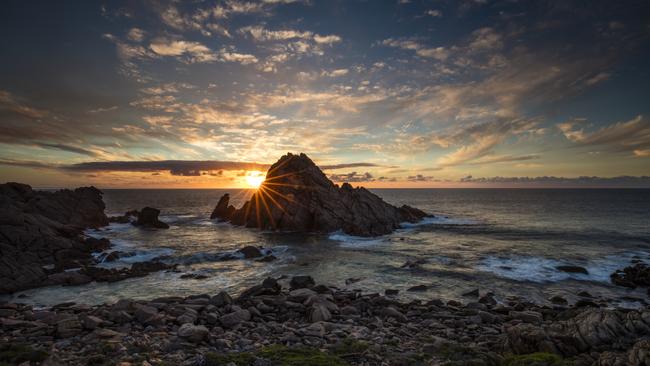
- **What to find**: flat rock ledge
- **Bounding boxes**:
[212,153,431,237]
[1,277,648,366]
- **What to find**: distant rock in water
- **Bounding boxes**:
[134,207,169,229]
[211,153,431,236]
[0,182,109,293]
[210,193,236,220]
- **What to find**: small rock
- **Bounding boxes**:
[462,289,480,297]
[385,289,399,296]
[308,304,331,322]
[556,265,589,275]
[220,309,251,328]
[290,275,315,289]
[407,285,428,292]
[211,291,233,307]
[177,323,209,342]
[238,246,263,259]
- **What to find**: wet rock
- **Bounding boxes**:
[134,207,169,229]
[237,246,263,259]
[180,273,209,280]
[211,291,233,307]
[134,304,159,324]
[217,153,431,236]
[256,254,277,262]
[108,210,138,223]
[290,275,315,289]
[56,316,82,338]
[578,291,594,298]
[463,289,480,297]
[177,323,209,342]
[407,284,428,292]
[385,289,399,296]
[556,265,589,275]
[345,277,362,285]
[382,307,407,322]
[611,263,650,288]
[509,310,543,324]
[550,295,568,305]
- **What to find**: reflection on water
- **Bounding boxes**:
[4,188,650,308]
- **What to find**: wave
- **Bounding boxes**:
[476,251,648,283]
[328,231,387,248]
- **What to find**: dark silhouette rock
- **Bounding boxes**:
[134,207,169,229]
[290,275,315,289]
[556,265,589,275]
[611,263,650,288]
[212,153,431,236]
[0,182,109,294]
[210,193,236,220]
[237,246,263,258]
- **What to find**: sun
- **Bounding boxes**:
[244,172,265,188]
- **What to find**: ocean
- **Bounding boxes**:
[5,188,650,308]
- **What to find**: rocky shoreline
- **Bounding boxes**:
[1,276,649,366]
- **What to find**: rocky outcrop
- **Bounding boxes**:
[210,193,235,220]
[611,263,650,288]
[134,207,169,229]
[0,183,109,294]
[212,153,431,236]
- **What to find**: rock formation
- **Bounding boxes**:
[134,207,169,229]
[211,153,431,236]
[0,183,109,293]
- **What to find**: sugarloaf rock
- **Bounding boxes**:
[211,153,431,236]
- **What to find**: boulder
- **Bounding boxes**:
[177,323,209,342]
[0,182,109,294]
[134,207,169,229]
[212,153,431,236]
[290,275,315,289]
[220,309,251,328]
[238,246,263,258]
[308,304,332,322]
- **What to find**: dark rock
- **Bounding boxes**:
[0,183,109,294]
[401,259,426,269]
[216,153,431,236]
[577,291,593,298]
[180,273,209,280]
[177,323,209,342]
[80,261,173,282]
[211,291,232,307]
[611,263,650,288]
[238,246,263,258]
[256,254,277,262]
[210,193,236,220]
[290,275,315,289]
[556,265,589,275]
[463,289,480,297]
[85,237,111,252]
[134,207,169,229]
[345,277,362,285]
[407,285,428,292]
[550,295,568,305]
[385,289,399,296]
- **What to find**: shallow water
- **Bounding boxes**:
[4,188,650,308]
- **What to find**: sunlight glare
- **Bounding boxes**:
[245,172,265,188]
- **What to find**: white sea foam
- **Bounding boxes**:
[477,251,647,283]
[400,216,476,228]
[329,231,387,248]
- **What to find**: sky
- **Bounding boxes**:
[1,0,650,188]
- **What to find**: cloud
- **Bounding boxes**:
[407,174,436,181]
[381,38,449,60]
[0,158,56,170]
[328,171,375,182]
[36,143,102,157]
[0,90,48,118]
[425,10,442,17]
[321,68,349,77]
[313,34,341,44]
[239,26,313,41]
[62,160,272,176]
[558,115,650,156]
[458,175,650,187]
[149,39,217,63]
[320,162,383,170]
[218,49,259,64]
[127,28,145,42]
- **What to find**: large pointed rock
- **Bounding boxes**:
[210,193,236,220]
[213,153,431,236]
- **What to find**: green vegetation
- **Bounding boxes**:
[0,343,48,366]
[205,345,348,366]
[502,352,573,366]
[330,338,369,356]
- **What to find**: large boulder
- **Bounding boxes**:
[213,153,431,236]
[611,263,650,288]
[134,207,169,229]
[0,182,109,294]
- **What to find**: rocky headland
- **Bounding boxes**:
[1,276,649,366]
[211,153,431,236]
